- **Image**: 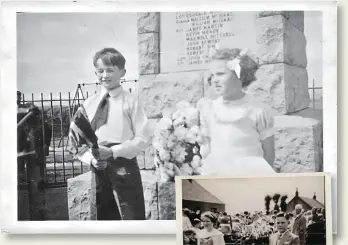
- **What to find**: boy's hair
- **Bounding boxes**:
[276,212,290,220]
[209,48,258,87]
[93,48,126,69]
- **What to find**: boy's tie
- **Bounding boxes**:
[91,92,110,131]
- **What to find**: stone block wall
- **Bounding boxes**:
[253,12,322,173]
[64,11,323,221]
[67,170,175,220]
[137,13,160,75]
[136,11,321,174]
[132,11,323,220]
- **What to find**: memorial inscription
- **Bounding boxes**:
[160,12,258,72]
[174,12,235,66]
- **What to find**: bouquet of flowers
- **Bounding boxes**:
[238,218,273,244]
[153,100,205,182]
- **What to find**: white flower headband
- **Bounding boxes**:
[207,44,248,79]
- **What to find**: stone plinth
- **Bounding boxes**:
[257,11,304,32]
[67,170,160,220]
[274,108,323,173]
[137,12,160,75]
[247,63,310,114]
[256,14,307,67]
[158,181,176,220]
[67,171,94,220]
[139,71,205,116]
[138,33,160,75]
[141,170,160,220]
[137,13,160,33]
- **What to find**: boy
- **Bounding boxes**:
[269,212,300,245]
[75,48,150,220]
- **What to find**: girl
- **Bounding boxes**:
[199,47,277,175]
[197,211,225,245]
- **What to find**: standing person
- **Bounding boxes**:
[71,47,150,220]
[306,214,326,245]
[17,91,23,107]
[292,204,307,245]
[269,212,300,245]
[183,208,194,231]
[197,211,225,245]
[198,47,276,175]
[288,212,295,231]
[192,218,203,236]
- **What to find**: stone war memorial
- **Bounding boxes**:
[68,11,323,220]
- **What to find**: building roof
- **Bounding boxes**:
[299,196,325,209]
[182,179,224,204]
[287,196,325,209]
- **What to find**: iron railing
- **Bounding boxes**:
[20,82,321,186]
[20,80,138,187]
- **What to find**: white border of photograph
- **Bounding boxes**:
[0,0,337,234]
[175,172,333,245]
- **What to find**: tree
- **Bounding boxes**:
[273,194,281,212]
[280,195,288,212]
[264,195,272,215]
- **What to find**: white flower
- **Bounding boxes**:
[176,100,193,111]
[153,139,163,151]
[186,125,201,144]
[172,110,183,120]
[180,163,193,176]
[158,117,173,131]
[166,134,177,149]
[174,126,188,141]
[190,125,200,134]
[172,144,187,162]
[153,128,171,149]
[192,146,199,154]
[159,148,171,162]
[191,155,202,169]
[163,161,175,171]
[173,115,186,127]
[195,166,202,174]
[183,107,199,127]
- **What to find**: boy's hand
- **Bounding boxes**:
[91,158,108,170]
[92,146,113,161]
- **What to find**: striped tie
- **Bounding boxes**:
[91,92,110,131]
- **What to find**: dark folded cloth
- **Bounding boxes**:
[67,105,99,156]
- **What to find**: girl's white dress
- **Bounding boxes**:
[197,228,225,245]
[199,94,276,175]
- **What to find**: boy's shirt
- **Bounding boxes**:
[77,85,151,163]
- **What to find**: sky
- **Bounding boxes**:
[195,175,325,215]
[17,12,322,99]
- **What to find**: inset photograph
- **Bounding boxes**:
[176,173,331,245]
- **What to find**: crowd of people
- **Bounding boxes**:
[182,204,326,245]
